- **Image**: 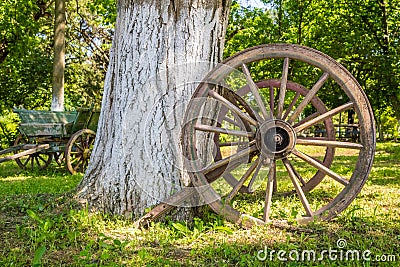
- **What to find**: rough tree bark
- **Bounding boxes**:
[51,0,65,111]
[77,0,232,219]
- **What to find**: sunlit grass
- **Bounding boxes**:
[0,161,82,196]
[0,142,399,266]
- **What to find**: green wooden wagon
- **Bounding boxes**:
[0,107,99,174]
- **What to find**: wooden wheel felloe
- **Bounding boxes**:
[181,44,375,225]
[13,134,52,170]
[65,129,96,175]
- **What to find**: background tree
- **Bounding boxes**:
[77,0,232,219]
[51,0,66,111]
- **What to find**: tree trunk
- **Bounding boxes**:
[51,0,65,111]
[77,0,231,220]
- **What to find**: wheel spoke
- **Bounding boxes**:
[276,57,290,119]
[222,116,241,128]
[246,157,264,192]
[208,90,258,126]
[296,139,363,149]
[282,158,313,217]
[292,149,349,186]
[242,64,270,120]
[226,157,260,202]
[73,157,84,171]
[293,111,320,128]
[85,135,94,147]
[195,124,254,138]
[38,155,46,163]
[22,157,30,167]
[207,161,243,184]
[285,158,307,186]
[77,136,84,147]
[35,156,42,169]
[288,72,329,124]
[74,143,84,152]
[295,102,354,133]
[218,141,249,147]
[223,173,243,189]
[272,162,277,193]
[263,161,276,222]
[70,155,82,164]
[88,139,93,147]
[269,85,274,112]
[202,144,257,174]
[54,152,63,165]
[282,92,300,120]
[83,159,88,171]
[38,154,50,167]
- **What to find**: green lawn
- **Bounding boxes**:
[0,143,399,266]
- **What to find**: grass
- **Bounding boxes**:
[0,143,399,266]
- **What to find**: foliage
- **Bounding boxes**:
[379,107,399,140]
[0,0,116,113]
[65,0,116,109]
[0,111,19,149]
[224,1,277,58]
[0,0,54,111]
[226,0,400,138]
[0,0,116,145]
[0,143,399,265]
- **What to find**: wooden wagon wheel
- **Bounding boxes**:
[13,134,52,170]
[182,44,375,225]
[65,129,96,175]
[214,80,335,194]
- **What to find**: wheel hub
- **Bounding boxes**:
[256,120,296,159]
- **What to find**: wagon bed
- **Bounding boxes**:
[14,109,78,137]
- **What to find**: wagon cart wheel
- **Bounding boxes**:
[214,80,335,194]
[13,134,53,170]
[182,44,375,225]
[65,129,96,175]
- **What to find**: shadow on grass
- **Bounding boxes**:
[126,213,400,266]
